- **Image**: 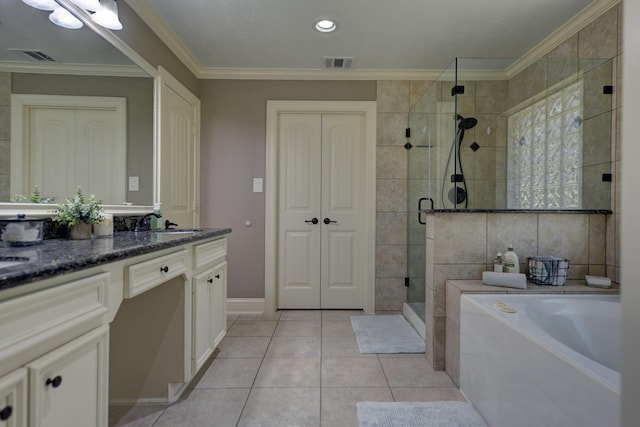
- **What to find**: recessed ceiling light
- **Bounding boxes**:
[315,19,336,33]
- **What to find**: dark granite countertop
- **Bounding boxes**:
[422,209,612,214]
[0,228,231,292]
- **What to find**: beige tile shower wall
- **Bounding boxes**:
[376,81,409,313]
[425,211,608,370]
[0,72,9,201]
[506,4,622,282]
[375,80,433,313]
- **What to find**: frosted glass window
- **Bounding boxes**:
[507,81,583,209]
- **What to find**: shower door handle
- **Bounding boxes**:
[418,197,434,225]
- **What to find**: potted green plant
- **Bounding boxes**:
[10,185,55,203]
[51,188,105,239]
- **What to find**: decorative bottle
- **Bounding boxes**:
[493,253,503,272]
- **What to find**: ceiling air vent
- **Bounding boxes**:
[8,49,56,62]
[324,57,354,69]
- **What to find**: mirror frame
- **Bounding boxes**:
[0,0,158,217]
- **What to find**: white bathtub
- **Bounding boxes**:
[460,294,620,427]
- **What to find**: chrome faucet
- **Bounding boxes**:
[134,212,162,232]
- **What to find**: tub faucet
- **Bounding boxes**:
[135,212,162,232]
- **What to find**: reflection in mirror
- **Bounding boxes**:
[0,0,154,206]
[409,56,613,211]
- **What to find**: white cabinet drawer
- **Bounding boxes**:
[0,273,108,373]
[0,369,27,427]
[194,238,227,270]
[125,249,189,298]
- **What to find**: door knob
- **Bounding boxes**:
[323,218,337,225]
[46,376,63,388]
[305,218,319,224]
[0,406,12,421]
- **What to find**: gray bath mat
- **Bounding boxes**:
[357,401,488,427]
[351,315,425,353]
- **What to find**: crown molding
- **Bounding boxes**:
[506,0,621,78]
[124,0,202,77]
[198,67,446,81]
[0,61,148,77]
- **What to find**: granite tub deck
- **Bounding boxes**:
[0,228,232,298]
[445,279,619,386]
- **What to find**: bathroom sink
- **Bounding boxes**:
[0,256,31,269]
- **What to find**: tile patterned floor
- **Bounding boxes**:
[109,310,465,427]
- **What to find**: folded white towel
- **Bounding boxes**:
[482,271,527,289]
[585,275,612,288]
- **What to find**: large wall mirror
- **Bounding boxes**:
[0,0,156,213]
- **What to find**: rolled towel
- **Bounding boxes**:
[482,271,527,289]
[585,275,612,288]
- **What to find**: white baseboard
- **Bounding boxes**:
[227,298,265,314]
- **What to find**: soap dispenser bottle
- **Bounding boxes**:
[503,244,520,273]
[150,203,162,230]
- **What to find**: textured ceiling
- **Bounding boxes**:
[144,0,594,70]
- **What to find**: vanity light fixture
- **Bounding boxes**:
[315,19,337,33]
[21,0,123,30]
[91,0,123,30]
[21,0,59,11]
[49,7,84,29]
[70,0,102,12]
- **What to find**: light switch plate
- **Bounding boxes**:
[128,176,139,192]
[253,178,263,193]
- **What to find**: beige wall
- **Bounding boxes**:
[10,73,154,205]
[119,0,199,95]
[199,80,376,299]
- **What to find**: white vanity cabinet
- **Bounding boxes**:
[191,238,227,374]
[1,230,231,415]
[0,272,109,427]
[0,369,27,427]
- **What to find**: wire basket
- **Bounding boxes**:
[527,256,570,286]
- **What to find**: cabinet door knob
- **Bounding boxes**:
[46,375,63,388]
[215,274,221,279]
[160,266,169,273]
[207,278,213,284]
[0,406,12,421]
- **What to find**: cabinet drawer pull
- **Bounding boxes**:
[46,375,63,388]
[160,266,169,273]
[207,278,213,284]
[215,274,221,279]
[0,406,12,421]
